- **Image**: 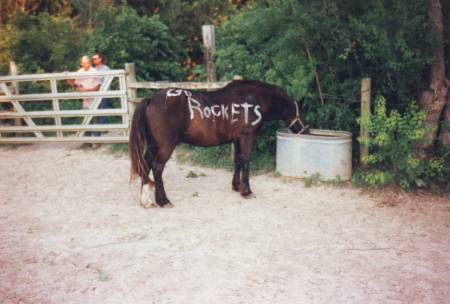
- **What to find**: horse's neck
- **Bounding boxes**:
[267,98,287,121]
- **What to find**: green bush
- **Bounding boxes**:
[0,12,86,74]
[353,96,446,191]
[0,6,185,80]
[87,5,185,81]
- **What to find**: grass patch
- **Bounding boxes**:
[326,175,348,187]
[304,173,321,188]
[176,144,275,174]
[108,143,129,155]
[186,170,199,178]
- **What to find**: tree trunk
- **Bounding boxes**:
[418,0,449,149]
[438,0,450,146]
[439,92,450,146]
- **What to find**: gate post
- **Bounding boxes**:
[202,25,216,83]
[125,63,137,135]
[9,61,22,131]
[360,78,371,164]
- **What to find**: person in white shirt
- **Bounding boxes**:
[68,55,101,146]
[69,55,100,109]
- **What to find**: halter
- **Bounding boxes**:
[288,102,309,134]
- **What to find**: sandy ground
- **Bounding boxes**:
[0,143,449,304]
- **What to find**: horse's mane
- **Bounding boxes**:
[222,80,290,99]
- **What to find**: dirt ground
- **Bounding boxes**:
[0,143,449,304]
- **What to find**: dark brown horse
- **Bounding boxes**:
[129,80,309,208]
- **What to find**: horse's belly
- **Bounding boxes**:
[182,119,235,147]
[181,129,227,147]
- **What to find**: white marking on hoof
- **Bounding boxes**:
[142,201,158,209]
[140,185,156,209]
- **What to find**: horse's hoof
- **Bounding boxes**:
[232,185,240,192]
[141,201,158,209]
[161,202,174,208]
[240,192,255,199]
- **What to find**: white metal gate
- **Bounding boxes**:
[0,69,129,143]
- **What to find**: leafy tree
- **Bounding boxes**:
[218,0,432,122]
[418,0,449,148]
[0,0,71,25]
[0,12,85,74]
[87,5,185,80]
[211,0,433,163]
[119,0,243,67]
[0,4,185,81]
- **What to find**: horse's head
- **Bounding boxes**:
[284,100,309,134]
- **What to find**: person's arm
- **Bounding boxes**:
[78,83,100,92]
[67,78,77,89]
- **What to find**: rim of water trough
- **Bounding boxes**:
[277,128,352,142]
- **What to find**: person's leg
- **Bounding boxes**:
[98,98,111,125]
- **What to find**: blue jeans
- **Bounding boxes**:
[98,99,112,124]
[86,99,112,136]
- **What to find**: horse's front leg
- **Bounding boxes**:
[151,146,175,208]
[232,141,241,192]
[238,135,255,198]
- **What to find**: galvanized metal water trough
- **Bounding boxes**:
[276,129,352,181]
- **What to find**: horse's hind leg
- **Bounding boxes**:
[232,141,241,192]
[140,150,157,208]
[151,145,175,208]
[239,135,255,198]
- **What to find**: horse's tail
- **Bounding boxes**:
[129,98,153,185]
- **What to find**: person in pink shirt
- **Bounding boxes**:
[68,55,101,146]
[69,55,100,109]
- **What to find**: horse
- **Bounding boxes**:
[129,80,309,208]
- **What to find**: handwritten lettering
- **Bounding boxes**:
[221,104,229,120]
[231,103,240,124]
[187,97,203,119]
[166,89,262,126]
[252,105,262,126]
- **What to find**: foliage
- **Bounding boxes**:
[353,96,446,191]
[122,0,242,66]
[108,143,129,155]
[0,12,85,74]
[0,4,185,81]
[188,0,434,173]
[87,5,185,81]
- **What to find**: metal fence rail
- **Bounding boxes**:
[0,69,129,143]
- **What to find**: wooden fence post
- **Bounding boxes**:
[9,61,22,130]
[360,78,371,163]
[202,25,216,82]
[125,63,137,136]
